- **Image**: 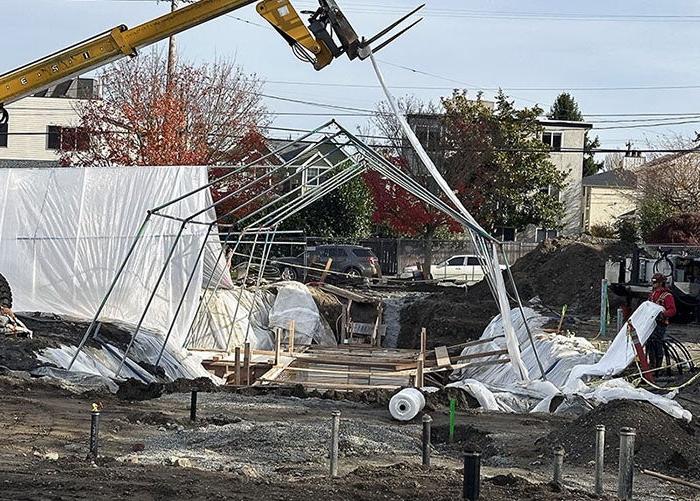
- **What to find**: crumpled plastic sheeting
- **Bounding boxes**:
[30,366,119,394]
[450,304,691,421]
[0,166,223,350]
[37,327,217,385]
[533,378,692,422]
[187,287,276,352]
[564,301,664,390]
[454,307,598,388]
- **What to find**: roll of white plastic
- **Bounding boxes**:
[389,388,426,421]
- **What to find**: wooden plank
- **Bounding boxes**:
[424,358,510,374]
[320,258,333,283]
[274,328,282,367]
[319,283,378,304]
[452,349,509,362]
[420,328,427,359]
[415,358,424,388]
[258,380,402,391]
[434,346,451,368]
[288,320,296,355]
[445,336,505,352]
[243,342,251,385]
[234,347,241,386]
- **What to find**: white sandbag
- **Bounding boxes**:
[564,301,663,390]
[389,388,426,421]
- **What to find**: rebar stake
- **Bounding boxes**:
[595,425,605,495]
[330,410,341,478]
[89,407,100,461]
[618,427,636,501]
[422,414,432,466]
[463,452,481,501]
[552,446,565,486]
[190,390,198,422]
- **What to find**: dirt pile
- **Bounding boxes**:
[398,288,498,348]
[474,237,631,315]
[541,400,699,478]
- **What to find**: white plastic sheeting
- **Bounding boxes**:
[0,166,222,351]
[564,301,663,389]
[269,281,337,346]
[187,288,276,351]
[449,303,691,421]
[37,327,216,385]
[187,282,337,352]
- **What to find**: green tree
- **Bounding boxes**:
[547,92,603,177]
[547,92,582,121]
[282,172,374,240]
[439,90,566,232]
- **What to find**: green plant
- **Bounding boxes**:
[589,223,616,239]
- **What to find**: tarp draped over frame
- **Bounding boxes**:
[0,166,223,350]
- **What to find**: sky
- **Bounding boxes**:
[4,0,700,154]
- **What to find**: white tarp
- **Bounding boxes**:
[0,166,222,350]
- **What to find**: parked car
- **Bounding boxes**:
[401,254,505,284]
[274,245,382,282]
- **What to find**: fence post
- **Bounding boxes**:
[595,425,605,495]
[618,427,636,501]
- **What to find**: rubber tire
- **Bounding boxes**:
[345,267,363,279]
[0,273,12,309]
[281,266,299,281]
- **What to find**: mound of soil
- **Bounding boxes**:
[648,212,700,245]
[540,400,699,477]
[431,424,497,456]
[473,237,631,315]
[398,289,498,349]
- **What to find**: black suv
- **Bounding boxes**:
[274,245,382,282]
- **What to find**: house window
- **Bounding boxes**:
[535,228,558,243]
[494,227,516,241]
[0,121,7,148]
[542,132,562,152]
[412,123,441,151]
[47,125,89,151]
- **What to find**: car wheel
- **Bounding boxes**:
[281,266,299,281]
[346,267,363,279]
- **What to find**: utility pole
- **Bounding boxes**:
[167,0,178,85]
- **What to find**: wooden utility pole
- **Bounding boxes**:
[167,0,178,84]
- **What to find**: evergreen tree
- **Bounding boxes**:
[548,92,603,177]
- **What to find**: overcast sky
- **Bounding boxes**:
[4,0,700,152]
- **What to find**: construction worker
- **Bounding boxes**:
[646,273,677,371]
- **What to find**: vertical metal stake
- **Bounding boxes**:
[600,278,609,338]
[422,414,432,466]
[89,410,100,461]
[616,307,624,334]
[618,427,636,501]
[463,452,481,501]
[330,410,341,478]
[553,446,564,486]
[190,390,198,422]
[595,425,605,495]
[449,399,456,443]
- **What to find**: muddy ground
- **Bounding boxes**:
[0,376,698,500]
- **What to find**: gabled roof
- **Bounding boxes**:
[582,168,637,188]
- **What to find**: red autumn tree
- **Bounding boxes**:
[364,156,462,276]
[61,50,271,221]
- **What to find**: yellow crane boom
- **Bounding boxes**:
[0,0,423,121]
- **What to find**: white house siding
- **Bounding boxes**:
[1,97,85,163]
[583,186,636,230]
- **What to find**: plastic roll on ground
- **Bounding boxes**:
[389,388,426,421]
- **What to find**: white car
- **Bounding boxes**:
[401,255,505,284]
